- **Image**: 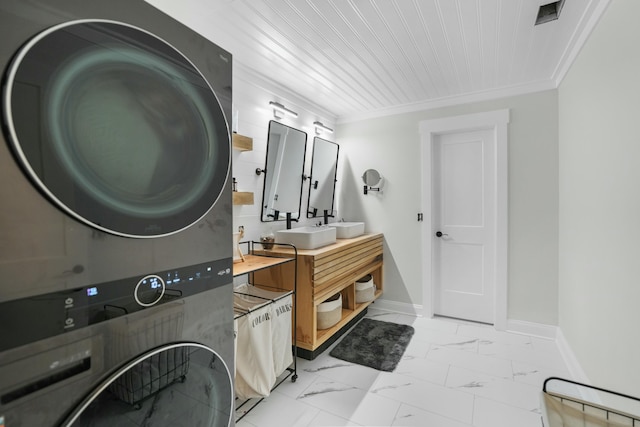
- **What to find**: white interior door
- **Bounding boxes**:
[433,129,496,324]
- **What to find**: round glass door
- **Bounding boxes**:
[63,343,233,426]
[3,20,230,238]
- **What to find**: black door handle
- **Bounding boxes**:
[436,231,448,238]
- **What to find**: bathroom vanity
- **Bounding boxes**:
[254,233,383,359]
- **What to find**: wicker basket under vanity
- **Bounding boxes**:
[317,293,342,330]
[355,274,375,303]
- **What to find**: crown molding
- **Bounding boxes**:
[553,0,612,87]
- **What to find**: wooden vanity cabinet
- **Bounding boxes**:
[253,233,383,359]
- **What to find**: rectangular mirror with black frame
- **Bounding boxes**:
[260,120,308,222]
[307,137,339,221]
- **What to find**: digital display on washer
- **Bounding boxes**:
[2,20,231,238]
[0,258,232,352]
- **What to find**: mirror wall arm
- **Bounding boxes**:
[364,185,381,195]
[267,209,280,220]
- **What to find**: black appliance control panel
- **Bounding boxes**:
[0,258,232,352]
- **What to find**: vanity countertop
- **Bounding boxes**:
[260,232,382,257]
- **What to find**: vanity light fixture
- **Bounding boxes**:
[313,121,334,135]
[269,101,298,119]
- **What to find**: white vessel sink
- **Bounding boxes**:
[329,222,365,239]
[276,226,337,249]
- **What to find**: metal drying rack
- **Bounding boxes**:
[232,241,298,422]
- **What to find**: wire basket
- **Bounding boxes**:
[109,346,190,408]
[542,377,640,426]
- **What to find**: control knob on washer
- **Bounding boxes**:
[134,274,166,307]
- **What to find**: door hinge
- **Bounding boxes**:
[417,213,424,222]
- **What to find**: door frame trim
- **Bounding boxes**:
[419,109,509,330]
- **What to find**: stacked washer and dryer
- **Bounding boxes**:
[0,1,235,426]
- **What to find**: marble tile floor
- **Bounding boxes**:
[236,308,572,427]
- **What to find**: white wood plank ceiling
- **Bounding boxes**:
[147,0,610,121]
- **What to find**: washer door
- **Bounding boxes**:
[63,343,233,426]
[3,20,230,238]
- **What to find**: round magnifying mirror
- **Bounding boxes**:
[362,169,383,187]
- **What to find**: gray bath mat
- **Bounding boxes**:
[329,318,414,372]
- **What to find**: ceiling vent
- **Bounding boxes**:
[535,0,565,25]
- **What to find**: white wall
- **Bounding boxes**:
[559,0,640,396]
[232,66,337,243]
[337,90,560,325]
[232,67,561,329]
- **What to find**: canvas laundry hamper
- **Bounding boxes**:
[233,293,275,400]
[235,283,293,377]
[317,293,342,330]
[356,274,375,303]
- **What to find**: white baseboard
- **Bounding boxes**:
[506,319,558,339]
[370,299,423,316]
[508,320,591,392]
[377,304,590,387]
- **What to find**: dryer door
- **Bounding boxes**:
[63,343,233,426]
[3,20,230,238]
